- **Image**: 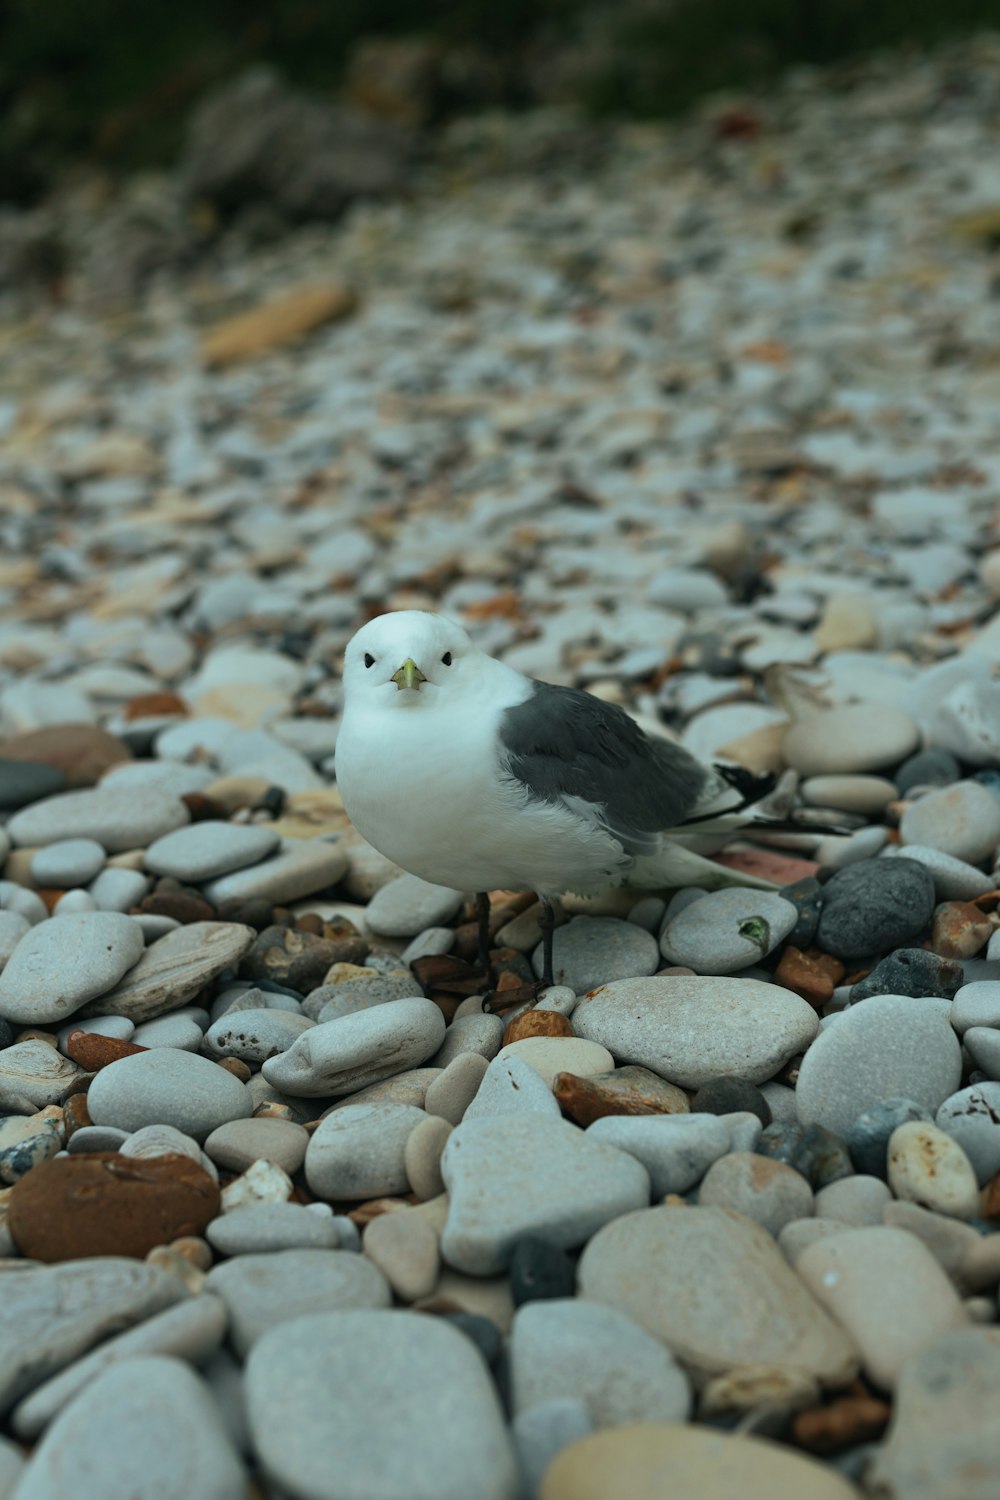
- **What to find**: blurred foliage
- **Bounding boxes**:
[2,0,1000,200]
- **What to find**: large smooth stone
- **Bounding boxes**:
[7,784,188,852]
[572,977,818,1088]
[245,1310,519,1500]
[86,1049,253,1139]
[782,705,919,776]
[205,1249,390,1357]
[9,1356,244,1500]
[262,997,446,1097]
[577,1205,857,1388]
[441,1116,650,1276]
[143,820,281,880]
[0,912,144,1025]
[80,921,256,1023]
[796,994,963,1138]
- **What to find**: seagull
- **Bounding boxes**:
[335,609,794,994]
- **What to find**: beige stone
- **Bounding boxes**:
[200,283,357,366]
[497,1037,614,1090]
[796,1226,968,1390]
[539,1424,861,1500]
[887,1121,980,1221]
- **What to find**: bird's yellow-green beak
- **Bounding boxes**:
[391,658,427,691]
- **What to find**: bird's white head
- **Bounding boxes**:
[341,610,483,708]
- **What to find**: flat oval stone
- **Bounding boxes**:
[203,1008,314,1063]
[8,1356,245,1500]
[262,996,446,1098]
[364,873,466,937]
[796,995,963,1139]
[800,775,898,814]
[539,1423,860,1500]
[87,1049,253,1139]
[30,837,107,887]
[0,1255,187,1417]
[496,1037,615,1090]
[0,1040,87,1108]
[246,1309,519,1500]
[901,780,1000,864]
[572,977,818,1089]
[202,837,349,907]
[531,916,660,991]
[10,1295,228,1441]
[206,1248,391,1357]
[659,890,798,975]
[893,846,995,901]
[305,1102,426,1199]
[206,1202,340,1255]
[577,1204,857,1387]
[441,1116,650,1276]
[796,1227,969,1389]
[144,820,281,881]
[783,705,919,776]
[7,785,189,852]
[816,857,936,960]
[0,757,66,810]
[887,1120,980,1219]
[82,921,256,1023]
[203,1116,309,1176]
[0,912,145,1025]
[7,1151,220,1262]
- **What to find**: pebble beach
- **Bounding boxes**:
[4,34,1000,1500]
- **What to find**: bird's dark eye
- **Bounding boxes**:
[441,652,453,666]
[364,653,375,668]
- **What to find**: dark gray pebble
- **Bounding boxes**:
[689,1077,772,1127]
[973,768,1000,805]
[846,1096,933,1178]
[781,877,823,950]
[0,1019,13,1051]
[849,948,964,1004]
[756,1121,852,1188]
[895,748,960,795]
[442,1312,502,1368]
[816,858,935,961]
[509,1238,576,1307]
[0,759,66,811]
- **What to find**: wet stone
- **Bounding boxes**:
[553,1066,690,1127]
[755,1122,853,1189]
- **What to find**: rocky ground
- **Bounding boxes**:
[3,33,1000,1500]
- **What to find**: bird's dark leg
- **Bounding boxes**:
[475,890,494,985]
[538,895,556,989]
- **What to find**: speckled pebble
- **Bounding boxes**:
[659,889,798,975]
[887,1120,980,1219]
[532,916,660,991]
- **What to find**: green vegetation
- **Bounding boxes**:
[2,0,1000,200]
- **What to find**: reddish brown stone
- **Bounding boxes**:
[64,1029,148,1071]
[791,1388,891,1453]
[7,1152,221,1262]
[216,1056,252,1083]
[502,1010,573,1046]
[930,901,994,960]
[62,1092,93,1138]
[0,724,131,787]
[139,888,217,924]
[774,945,846,1010]
[981,1173,1000,1220]
[347,1195,419,1228]
[123,692,188,721]
[180,792,230,823]
[33,888,66,913]
[554,1066,690,1127]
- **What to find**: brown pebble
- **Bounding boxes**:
[502,1010,574,1045]
[7,1152,221,1262]
[180,792,230,823]
[554,1066,690,1127]
[980,1173,1000,1220]
[216,897,277,930]
[216,1056,252,1083]
[169,1234,213,1270]
[123,692,188,721]
[34,888,66,914]
[253,1102,296,1121]
[929,901,994,960]
[241,924,366,992]
[64,1030,148,1071]
[774,945,846,1010]
[792,1388,891,1453]
[295,912,325,936]
[140,887,217,924]
[62,1093,92,1138]
[0,723,131,787]
[347,1195,419,1228]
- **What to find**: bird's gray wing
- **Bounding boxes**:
[497,682,712,855]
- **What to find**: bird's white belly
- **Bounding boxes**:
[335,702,628,895]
